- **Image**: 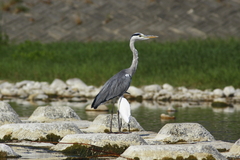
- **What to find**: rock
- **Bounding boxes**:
[234,89,240,98]
[42,85,57,95]
[213,88,223,97]
[85,104,109,111]
[0,112,22,126]
[83,114,144,133]
[0,123,82,141]
[0,102,22,125]
[0,82,14,89]
[160,113,175,119]
[66,78,87,91]
[51,133,147,154]
[143,84,161,93]
[57,88,78,97]
[50,79,67,92]
[198,140,233,152]
[127,86,144,97]
[228,138,240,157]
[0,101,18,114]
[33,93,48,100]
[0,88,17,96]
[177,86,188,92]
[15,80,34,88]
[142,92,154,100]
[7,141,55,148]
[154,123,215,143]
[212,98,229,108]
[28,106,81,122]
[154,90,172,101]
[162,83,174,91]
[223,86,235,97]
[117,144,227,160]
[0,144,21,158]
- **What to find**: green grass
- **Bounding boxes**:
[1,37,240,89]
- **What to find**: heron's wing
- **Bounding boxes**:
[91,70,132,109]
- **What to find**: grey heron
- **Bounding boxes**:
[91,32,158,132]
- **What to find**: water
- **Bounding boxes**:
[2,99,240,159]
[7,99,240,143]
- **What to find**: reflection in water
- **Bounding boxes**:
[4,99,240,143]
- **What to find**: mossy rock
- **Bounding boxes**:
[38,133,62,144]
[63,143,128,158]
[211,102,229,108]
[0,134,17,143]
[162,155,216,160]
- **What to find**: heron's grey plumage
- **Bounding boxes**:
[91,32,157,109]
[91,69,132,109]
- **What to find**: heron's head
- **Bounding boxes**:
[131,32,158,41]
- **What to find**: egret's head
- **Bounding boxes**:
[131,32,158,41]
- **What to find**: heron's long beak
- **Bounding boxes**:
[145,35,158,39]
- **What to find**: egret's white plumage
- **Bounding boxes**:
[118,97,131,124]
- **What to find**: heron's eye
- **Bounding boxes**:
[139,35,142,37]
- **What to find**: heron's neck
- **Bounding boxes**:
[129,39,138,76]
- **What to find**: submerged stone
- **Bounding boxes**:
[223,138,240,158]
[117,144,227,160]
[51,133,147,156]
[0,122,82,142]
[83,114,144,133]
[85,104,109,111]
[0,102,22,125]
[154,123,215,143]
[28,106,81,122]
[0,144,21,158]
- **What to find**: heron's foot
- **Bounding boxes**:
[128,124,131,133]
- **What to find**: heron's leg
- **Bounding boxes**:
[128,118,131,133]
[109,104,114,133]
[118,110,122,132]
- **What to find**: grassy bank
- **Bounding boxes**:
[1,37,240,89]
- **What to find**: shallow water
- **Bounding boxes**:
[7,99,240,143]
[3,99,240,159]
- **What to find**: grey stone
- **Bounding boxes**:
[66,78,88,91]
[50,79,67,92]
[0,101,22,125]
[85,104,109,111]
[154,123,215,143]
[51,133,147,151]
[0,101,18,114]
[126,86,144,97]
[198,140,233,152]
[28,106,81,122]
[0,112,22,126]
[0,144,21,158]
[227,138,240,158]
[83,114,144,133]
[117,144,227,160]
[143,84,161,93]
[223,86,235,97]
[0,122,82,141]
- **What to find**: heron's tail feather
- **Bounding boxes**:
[91,94,104,109]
